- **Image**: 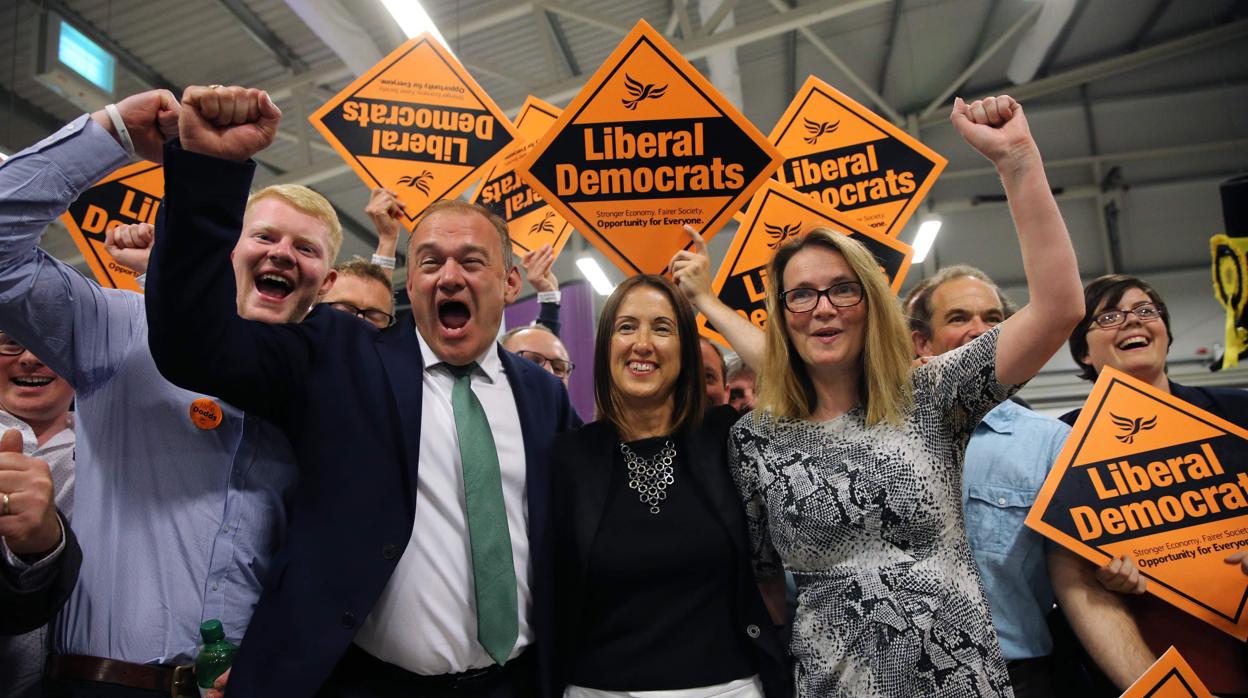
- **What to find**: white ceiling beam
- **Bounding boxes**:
[701,0,738,36]
[917,18,1248,128]
[920,1,1043,117]
[765,0,903,124]
[939,138,1248,181]
[673,0,696,39]
[538,2,634,35]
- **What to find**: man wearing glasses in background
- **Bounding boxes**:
[500,326,574,389]
[322,260,397,330]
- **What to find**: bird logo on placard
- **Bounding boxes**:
[764,222,802,249]
[397,170,434,195]
[622,74,668,110]
[803,118,840,144]
[1110,413,1156,444]
[529,210,557,235]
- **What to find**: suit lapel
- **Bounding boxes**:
[571,421,614,583]
[375,322,425,502]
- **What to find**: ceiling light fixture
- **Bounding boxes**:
[576,256,616,296]
[911,216,942,264]
[379,0,452,52]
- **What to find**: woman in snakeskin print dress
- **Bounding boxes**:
[726,96,1084,697]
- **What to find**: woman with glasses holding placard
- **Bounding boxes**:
[728,96,1084,697]
[1056,274,1248,696]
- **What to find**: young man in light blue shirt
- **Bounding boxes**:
[0,89,341,696]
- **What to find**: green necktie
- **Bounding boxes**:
[448,363,518,666]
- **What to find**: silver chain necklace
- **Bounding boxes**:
[620,439,676,514]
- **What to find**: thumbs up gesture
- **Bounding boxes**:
[179,85,282,163]
[0,429,61,557]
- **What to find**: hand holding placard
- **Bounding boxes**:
[1095,554,1149,595]
[364,188,406,247]
[104,222,155,275]
[521,244,558,293]
[180,86,281,163]
[670,225,714,307]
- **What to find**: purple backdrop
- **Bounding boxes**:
[504,279,596,422]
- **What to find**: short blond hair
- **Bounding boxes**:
[247,184,343,262]
[758,228,914,426]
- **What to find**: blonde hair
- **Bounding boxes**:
[247,184,343,262]
[757,228,914,426]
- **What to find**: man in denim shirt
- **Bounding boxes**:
[907,265,1071,698]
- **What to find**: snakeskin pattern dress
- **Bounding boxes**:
[729,327,1016,698]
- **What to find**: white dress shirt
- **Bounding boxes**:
[355,333,532,674]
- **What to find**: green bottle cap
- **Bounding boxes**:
[200,619,225,643]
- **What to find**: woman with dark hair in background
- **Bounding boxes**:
[1057,273,1248,696]
[728,96,1084,697]
[550,274,788,698]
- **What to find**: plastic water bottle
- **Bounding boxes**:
[194,619,238,696]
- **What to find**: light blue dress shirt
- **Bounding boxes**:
[962,399,1070,661]
[0,115,298,665]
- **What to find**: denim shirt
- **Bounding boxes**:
[962,399,1070,661]
[0,115,298,664]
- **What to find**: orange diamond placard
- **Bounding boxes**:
[309,34,518,228]
[472,97,573,261]
[700,180,912,347]
[1120,647,1214,698]
[770,76,946,238]
[58,160,161,292]
[519,19,783,276]
[1026,367,1248,640]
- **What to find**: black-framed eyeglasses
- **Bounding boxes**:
[780,282,865,313]
[0,332,26,357]
[516,350,574,378]
[1090,302,1165,329]
[323,301,396,329]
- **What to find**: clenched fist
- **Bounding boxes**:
[179,85,281,163]
[104,222,155,274]
[89,89,180,163]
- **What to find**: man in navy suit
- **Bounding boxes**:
[146,85,577,698]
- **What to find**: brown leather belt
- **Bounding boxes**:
[47,654,198,697]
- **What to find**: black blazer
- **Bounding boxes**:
[551,406,790,697]
[147,144,579,697]
[0,511,80,635]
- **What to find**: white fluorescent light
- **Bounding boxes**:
[911,217,942,264]
[380,0,452,52]
[576,256,616,296]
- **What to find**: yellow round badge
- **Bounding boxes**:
[189,398,223,430]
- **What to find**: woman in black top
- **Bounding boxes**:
[550,274,788,698]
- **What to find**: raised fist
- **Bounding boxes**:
[364,188,406,245]
[104,222,155,274]
[0,429,61,557]
[89,89,180,163]
[179,85,281,163]
[949,95,1039,172]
